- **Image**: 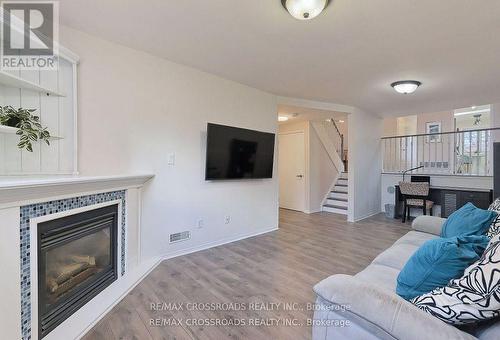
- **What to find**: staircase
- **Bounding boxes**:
[323,172,348,215]
[311,118,349,216]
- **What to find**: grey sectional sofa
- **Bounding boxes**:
[312,215,500,340]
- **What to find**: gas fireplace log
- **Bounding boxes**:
[47,267,99,299]
[68,255,96,266]
[47,255,97,292]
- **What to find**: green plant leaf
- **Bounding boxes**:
[0,106,53,152]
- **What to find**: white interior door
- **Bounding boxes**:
[279,132,306,211]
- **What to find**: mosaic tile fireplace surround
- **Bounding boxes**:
[20,190,127,340]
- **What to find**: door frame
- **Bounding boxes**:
[278,129,309,213]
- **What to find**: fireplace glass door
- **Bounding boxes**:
[38,205,118,339]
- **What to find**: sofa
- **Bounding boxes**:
[312,215,500,340]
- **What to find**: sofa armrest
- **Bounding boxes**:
[313,274,475,340]
[411,215,446,236]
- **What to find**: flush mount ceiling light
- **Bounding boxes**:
[278,115,289,122]
[391,80,422,94]
[281,0,330,20]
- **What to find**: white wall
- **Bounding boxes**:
[491,103,500,141]
[278,121,338,213]
[348,108,383,221]
[59,26,279,260]
[309,126,338,212]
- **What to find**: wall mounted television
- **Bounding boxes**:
[205,123,275,180]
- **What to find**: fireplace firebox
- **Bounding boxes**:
[37,205,118,339]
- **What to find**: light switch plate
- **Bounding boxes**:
[167,153,175,166]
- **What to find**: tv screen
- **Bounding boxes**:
[205,123,275,180]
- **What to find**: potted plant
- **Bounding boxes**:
[0,106,51,152]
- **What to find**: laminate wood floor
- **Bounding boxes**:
[82,209,410,340]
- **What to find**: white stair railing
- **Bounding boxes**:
[381,127,500,176]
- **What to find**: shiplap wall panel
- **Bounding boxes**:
[20,69,42,173]
[58,59,75,173]
[40,70,60,172]
[0,85,4,171]
[0,56,77,175]
[1,86,22,174]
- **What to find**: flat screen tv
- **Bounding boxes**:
[205,123,275,180]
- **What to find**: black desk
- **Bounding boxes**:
[394,185,493,219]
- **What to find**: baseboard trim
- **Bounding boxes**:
[160,227,279,261]
[352,210,382,222]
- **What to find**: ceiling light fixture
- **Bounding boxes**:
[391,80,422,94]
[281,0,330,20]
[278,115,289,122]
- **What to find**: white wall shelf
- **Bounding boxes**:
[0,125,64,140]
[0,125,17,134]
[0,71,66,97]
[0,53,78,176]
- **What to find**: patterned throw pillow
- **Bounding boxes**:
[488,198,500,238]
[411,234,500,325]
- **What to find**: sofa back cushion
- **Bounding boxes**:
[441,203,497,238]
[397,235,489,300]
[411,234,500,325]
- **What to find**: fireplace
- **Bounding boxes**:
[37,205,118,339]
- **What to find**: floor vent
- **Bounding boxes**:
[170,231,191,243]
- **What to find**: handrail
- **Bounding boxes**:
[381,127,500,140]
[332,120,342,136]
[330,119,345,161]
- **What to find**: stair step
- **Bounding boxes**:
[323,206,348,215]
[339,172,348,179]
[335,184,348,187]
[330,191,348,200]
[329,197,347,202]
[326,199,348,207]
[333,188,348,193]
[323,204,348,210]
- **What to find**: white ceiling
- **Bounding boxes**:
[59,0,500,117]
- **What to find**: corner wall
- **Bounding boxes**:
[60,26,279,260]
[278,121,338,213]
[348,109,383,221]
[309,125,339,212]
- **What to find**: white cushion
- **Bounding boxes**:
[411,234,500,325]
[487,198,500,238]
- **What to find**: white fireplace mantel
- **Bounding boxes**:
[0,173,157,340]
[0,174,154,207]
